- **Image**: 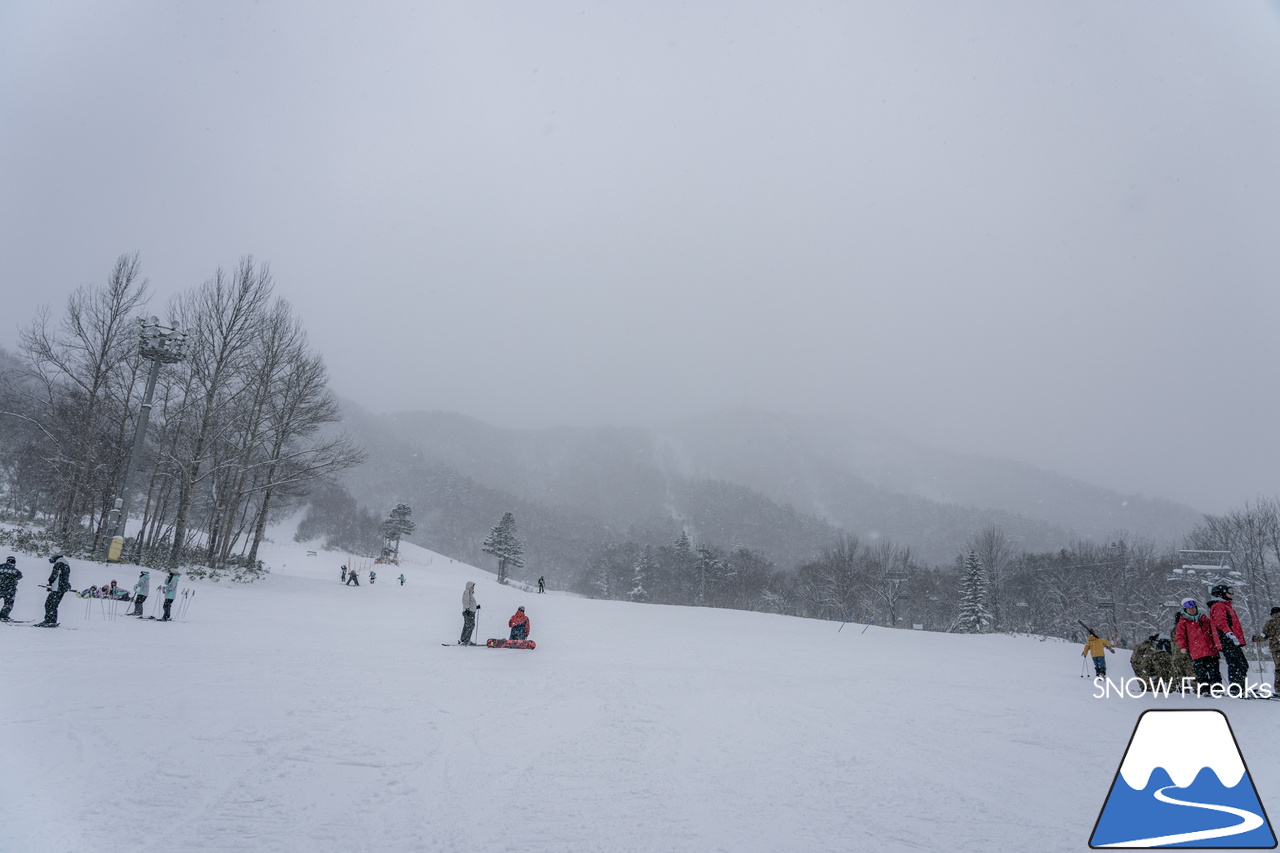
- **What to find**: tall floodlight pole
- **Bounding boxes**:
[105,316,189,563]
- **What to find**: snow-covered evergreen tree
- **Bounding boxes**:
[673,530,697,601]
[482,511,524,583]
[956,551,993,633]
[380,503,415,559]
[630,545,653,603]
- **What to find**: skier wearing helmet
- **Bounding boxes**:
[160,572,180,621]
[1253,607,1280,694]
[1174,599,1221,689]
[1207,584,1250,691]
[0,556,22,621]
[508,606,530,641]
[131,570,150,616]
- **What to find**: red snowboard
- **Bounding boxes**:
[485,638,536,650]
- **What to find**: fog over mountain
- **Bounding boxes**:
[4,3,1279,518]
[334,401,1203,574]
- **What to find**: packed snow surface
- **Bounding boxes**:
[4,539,1279,852]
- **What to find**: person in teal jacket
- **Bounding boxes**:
[131,570,150,617]
[161,571,180,621]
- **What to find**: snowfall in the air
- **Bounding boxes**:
[4,534,1280,853]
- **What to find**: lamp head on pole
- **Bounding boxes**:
[137,316,189,363]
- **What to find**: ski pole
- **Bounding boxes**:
[1081,655,1089,678]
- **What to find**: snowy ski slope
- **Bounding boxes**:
[3,538,1278,853]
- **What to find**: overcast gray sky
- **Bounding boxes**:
[3,1,1279,514]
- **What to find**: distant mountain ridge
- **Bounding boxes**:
[653,407,1203,550]
[332,403,1202,575]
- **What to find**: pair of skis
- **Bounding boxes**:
[442,639,537,650]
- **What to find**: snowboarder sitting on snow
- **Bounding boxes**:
[1082,632,1115,676]
[1207,585,1249,690]
[0,555,22,621]
[1174,599,1221,688]
[509,606,530,641]
[1252,606,1280,694]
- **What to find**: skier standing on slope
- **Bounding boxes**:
[0,556,22,621]
[1149,634,1177,686]
[1207,585,1250,690]
[1252,606,1280,694]
[459,581,480,645]
[1130,634,1160,688]
[346,567,359,586]
[161,572,180,621]
[1174,599,1222,688]
[1082,631,1115,676]
[508,606,530,641]
[341,565,347,583]
[131,570,150,616]
[537,576,545,594]
[398,574,405,586]
[37,555,72,627]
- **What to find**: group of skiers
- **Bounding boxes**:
[340,564,407,586]
[1088,584,1280,695]
[0,554,182,627]
[457,580,532,645]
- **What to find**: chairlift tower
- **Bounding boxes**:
[885,568,908,625]
[1168,550,1242,607]
[1096,599,1118,640]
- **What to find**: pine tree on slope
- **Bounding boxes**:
[381,503,416,559]
[482,511,524,584]
[956,551,993,633]
[630,545,653,603]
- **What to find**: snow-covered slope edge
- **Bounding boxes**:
[2,541,1277,853]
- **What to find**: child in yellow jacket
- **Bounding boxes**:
[1083,633,1115,677]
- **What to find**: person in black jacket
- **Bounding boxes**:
[37,555,71,627]
[0,556,22,621]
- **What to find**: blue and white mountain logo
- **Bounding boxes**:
[1090,709,1276,848]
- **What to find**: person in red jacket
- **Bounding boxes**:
[1174,599,1222,688]
[1208,584,1250,691]
[509,606,530,641]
